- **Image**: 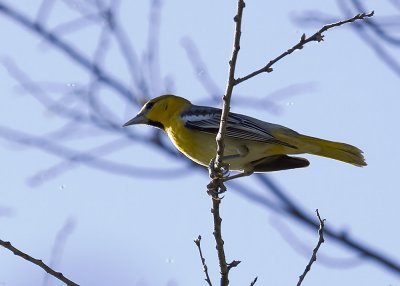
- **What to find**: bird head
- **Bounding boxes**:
[123,94,191,130]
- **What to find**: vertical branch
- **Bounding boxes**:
[214,0,245,174]
[207,1,245,286]
[43,218,76,286]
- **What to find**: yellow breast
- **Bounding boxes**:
[166,122,216,167]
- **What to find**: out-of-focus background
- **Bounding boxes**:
[1,0,399,285]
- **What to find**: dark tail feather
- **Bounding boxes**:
[250,155,310,172]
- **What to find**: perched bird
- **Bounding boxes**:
[123,95,366,177]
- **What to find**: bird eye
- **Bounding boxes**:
[145,101,155,109]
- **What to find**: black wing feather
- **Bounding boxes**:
[181,105,296,148]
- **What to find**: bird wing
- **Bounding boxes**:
[181,105,296,148]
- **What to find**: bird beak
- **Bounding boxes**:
[123,113,148,127]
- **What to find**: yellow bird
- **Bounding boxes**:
[123,95,366,176]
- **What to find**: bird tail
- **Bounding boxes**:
[296,134,367,167]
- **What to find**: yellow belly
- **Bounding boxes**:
[165,123,297,170]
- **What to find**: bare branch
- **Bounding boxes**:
[0,238,79,286]
[295,11,400,76]
[194,235,213,286]
[297,209,326,286]
[235,11,374,85]
[270,216,363,268]
[249,276,258,286]
[213,0,246,174]
[206,1,245,286]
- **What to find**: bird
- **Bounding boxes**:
[123,94,366,179]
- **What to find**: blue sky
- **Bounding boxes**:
[1,0,399,285]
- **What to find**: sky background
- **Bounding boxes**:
[0,0,399,285]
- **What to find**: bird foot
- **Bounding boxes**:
[207,180,227,197]
[208,158,230,179]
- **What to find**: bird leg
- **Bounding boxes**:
[207,179,227,196]
[208,145,249,179]
[207,157,230,196]
[222,170,254,182]
[207,145,252,191]
[208,157,230,179]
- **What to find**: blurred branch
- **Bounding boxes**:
[351,0,400,45]
[1,0,400,282]
[235,11,374,85]
[1,58,189,184]
[99,0,143,95]
[144,0,163,97]
[297,209,325,286]
[36,0,55,25]
[0,126,192,181]
[43,218,76,286]
[0,238,79,286]
[27,138,133,186]
[341,0,400,75]
[230,174,400,274]
[0,2,137,103]
[181,37,222,100]
[0,206,14,218]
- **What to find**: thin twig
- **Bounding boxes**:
[194,235,213,286]
[0,238,79,286]
[249,276,258,286]
[235,11,374,85]
[270,215,363,268]
[351,0,400,45]
[207,1,246,285]
[295,6,400,76]
[297,209,326,286]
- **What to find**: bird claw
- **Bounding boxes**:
[207,180,227,196]
[208,158,230,179]
[207,158,231,196]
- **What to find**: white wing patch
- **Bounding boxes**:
[181,113,216,122]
